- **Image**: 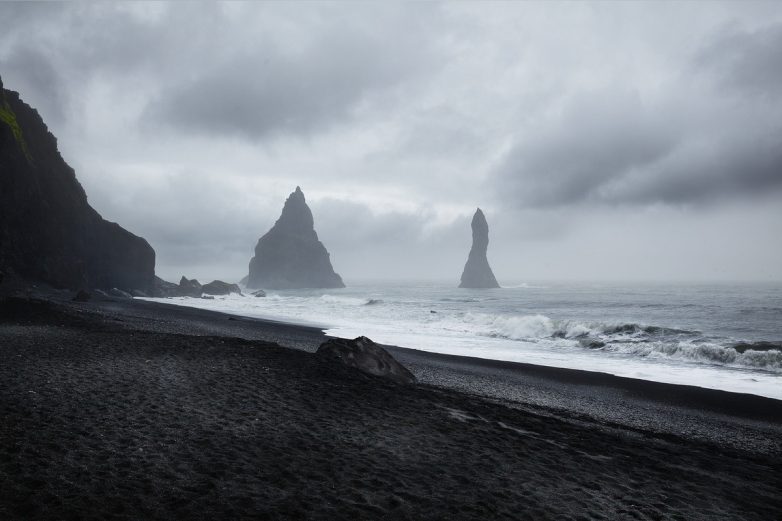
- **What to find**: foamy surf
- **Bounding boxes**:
[141,281,782,400]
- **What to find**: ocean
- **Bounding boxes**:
[143,281,782,400]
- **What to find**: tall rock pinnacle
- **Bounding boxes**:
[458,208,500,288]
[247,187,345,289]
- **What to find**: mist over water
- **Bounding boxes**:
[144,281,782,400]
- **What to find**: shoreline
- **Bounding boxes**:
[1,292,781,519]
[10,292,782,447]
[145,294,782,405]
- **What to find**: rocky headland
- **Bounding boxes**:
[0,75,155,294]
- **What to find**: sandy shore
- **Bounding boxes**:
[1,293,780,520]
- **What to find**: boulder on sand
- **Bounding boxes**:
[72,290,90,302]
[316,336,417,385]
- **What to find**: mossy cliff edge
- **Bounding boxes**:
[0,74,156,293]
[0,93,32,163]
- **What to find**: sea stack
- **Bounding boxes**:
[247,187,344,289]
[459,208,500,289]
[0,74,155,293]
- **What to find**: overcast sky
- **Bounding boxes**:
[2,1,781,283]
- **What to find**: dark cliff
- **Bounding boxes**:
[247,186,344,289]
[0,75,155,293]
[459,208,500,289]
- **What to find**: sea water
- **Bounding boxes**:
[142,281,782,400]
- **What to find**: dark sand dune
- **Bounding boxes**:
[1,295,780,520]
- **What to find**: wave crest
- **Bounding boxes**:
[461,313,781,371]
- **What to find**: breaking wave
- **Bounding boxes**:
[319,295,373,306]
[461,313,782,372]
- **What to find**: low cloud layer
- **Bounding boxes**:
[1,2,781,281]
[493,20,782,209]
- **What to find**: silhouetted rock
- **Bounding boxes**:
[72,290,91,302]
[202,280,242,296]
[252,290,266,297]
[131,290,149,298]
[0,75,155,293]
[317,336,417,385]
[109,288,133,299]
[177,277,202,297]
[153,276,179,298]
[459,208,500,289]
[247,187,344,289]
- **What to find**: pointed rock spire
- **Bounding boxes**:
[459,208,500,288]
[247,187,344,289]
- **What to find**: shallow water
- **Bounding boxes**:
[143,280,782,400]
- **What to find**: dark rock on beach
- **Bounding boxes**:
[459,208,500,288]
[153,276,179,297]
[0,74,155,294]
[72,289,90,302]
[252,289,267,297]
[201,280,242,296]
[158,277,242,298]
[317,336,417,385]
[247,186,344,289]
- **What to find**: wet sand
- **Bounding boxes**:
[1,294,780,520]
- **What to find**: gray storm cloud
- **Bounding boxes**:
[1,2,781,281]
[493,21,782,209]
[147,8,441,140]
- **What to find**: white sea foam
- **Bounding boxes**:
[140,281,782,400]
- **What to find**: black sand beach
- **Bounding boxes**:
[1,293,781,520]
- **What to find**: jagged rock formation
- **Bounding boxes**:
[0,75,155,293]
[153,276,242,297]
[459,208,500,289]
[72,290,91,302]
[317,336,417,385]
[247,187,344,289]
[172,276,201,297]
[201,280,242,296]
[154,276,179,297]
